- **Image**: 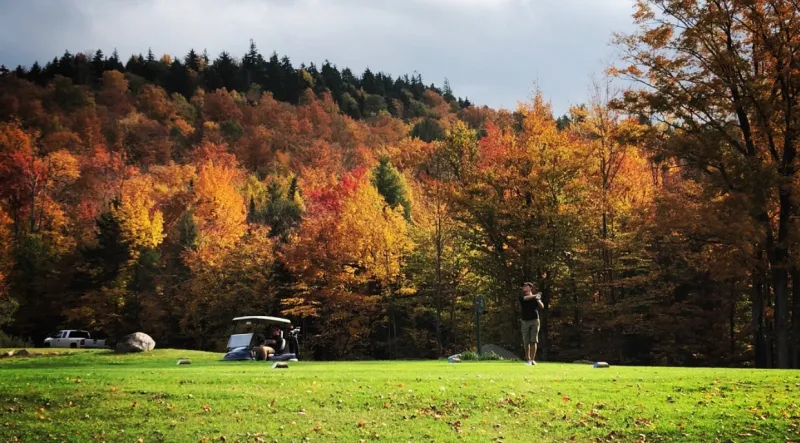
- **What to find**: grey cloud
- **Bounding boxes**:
[0,0,636,114]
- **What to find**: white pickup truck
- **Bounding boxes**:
[43,330,107,349]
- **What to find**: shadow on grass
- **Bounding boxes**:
[0,349,227,371]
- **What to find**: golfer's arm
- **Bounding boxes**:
[537,300,544,309]
[522,294,538,301]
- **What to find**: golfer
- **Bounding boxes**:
[519,282,544,366]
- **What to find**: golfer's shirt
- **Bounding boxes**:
[519,294,541,321]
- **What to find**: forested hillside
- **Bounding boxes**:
[1,0,799,369]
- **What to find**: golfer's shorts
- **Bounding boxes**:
[521,319,540,346]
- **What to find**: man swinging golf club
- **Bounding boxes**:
[520,282,544,366]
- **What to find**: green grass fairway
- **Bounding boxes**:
[1,350,799,442]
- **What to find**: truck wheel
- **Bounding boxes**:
[70,343,77,349]
[44,342,50,348]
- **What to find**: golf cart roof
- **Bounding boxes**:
[232,316,291,325]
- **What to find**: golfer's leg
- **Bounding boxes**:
[521,321,530,361]
[531,319,540,361]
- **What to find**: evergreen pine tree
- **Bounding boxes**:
[58,50,76,79]
[242,39,266,87]
[166,58,192,97]
[106,49,124,72]
[442,78,455,102]
[91,49,106,84]
[362,68,377,94]
[372,157,412,220]
[320,60,342,97]
[265,52,284,99]
[185,49,200,71]
[27,62,43,85]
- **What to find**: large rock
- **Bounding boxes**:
[480,344,520,360]
[115,332,156,353]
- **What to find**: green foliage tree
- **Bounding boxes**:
[411,117,445,142]
[363,94,388,117]
[372,158,412,220]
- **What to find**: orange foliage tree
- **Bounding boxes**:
[281,169,412,358]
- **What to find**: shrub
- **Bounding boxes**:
[460,350,504,361]
[0,331,33,348]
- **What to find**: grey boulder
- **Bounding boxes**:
[480,344,520,360]
[115,332,156,353]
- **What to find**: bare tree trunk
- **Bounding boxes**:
[765,281,774,368]
[751,267,767,368]
[730,281,736,357]
[29,180,37,233]
[539,270,549,361]
[449,290,458,352]
[435,303,443,357]
[434,205,444,357]
[792,269,800,369]
[773,190,793,368]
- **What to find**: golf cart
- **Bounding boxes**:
[222,316,300,362]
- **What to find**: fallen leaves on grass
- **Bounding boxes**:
[448,419,463,434]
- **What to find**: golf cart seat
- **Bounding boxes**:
[223,316,299,362]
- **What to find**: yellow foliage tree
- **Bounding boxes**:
[188,160,247,266]
[112,174,165,254]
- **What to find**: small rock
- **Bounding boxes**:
[177,359,191,365]
[273,362,289,369]
[593,362,610,368]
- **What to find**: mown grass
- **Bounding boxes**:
[0,349,799,442]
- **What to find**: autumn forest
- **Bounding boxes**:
[1,0,799,368]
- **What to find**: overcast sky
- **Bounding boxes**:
[0,0,636,115]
